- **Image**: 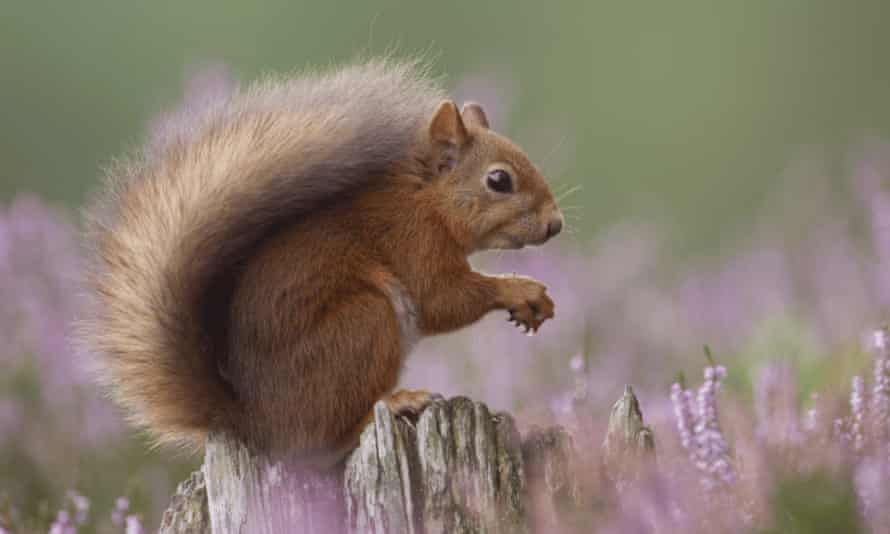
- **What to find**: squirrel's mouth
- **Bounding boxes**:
[487,229,552,250]
[529,233,552,247]
[485,233,525,250]
[495,232,554,250]
[505,235,525,249]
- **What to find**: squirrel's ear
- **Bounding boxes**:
[461,102,490,129]
[428,100,468,177]
[429,100,468,147]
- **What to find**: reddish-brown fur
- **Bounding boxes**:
[79,60,563,463]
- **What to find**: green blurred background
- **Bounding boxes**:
[3,0,890,256]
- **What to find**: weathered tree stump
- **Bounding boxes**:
[601,385,656,493]
[346,398,529,534]
[158,471,209,533]
[159,390,654,533]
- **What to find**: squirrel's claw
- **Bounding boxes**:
[505,282,555,334]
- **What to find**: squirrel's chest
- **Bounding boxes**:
[380,278,421,359]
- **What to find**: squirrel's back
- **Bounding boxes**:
[78,60,445,449]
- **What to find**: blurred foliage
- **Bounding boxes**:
[3,1,890,256]
[760,470,864,534]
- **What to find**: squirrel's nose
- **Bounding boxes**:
[546,217,563,239]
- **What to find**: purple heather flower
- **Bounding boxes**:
[0,195,125,455]
[111,497,129,527]
[670,365,736,493]
[855,455,890,532]
[802,220,874,346]
[670,383,695,452]
[853,142,890,313]
[834,417,853,450]
[569,353,584,372]
[568,352,590,406]
[870,328,890,446]
[677,246,793,349]
[804,407,819,433]
[754,361,801,445]
[124,515,144,534]
[851,375,868,452]
[875,329,888,351]
[693,366,735,490]
[47,509,75,534]
[803,393,824,438]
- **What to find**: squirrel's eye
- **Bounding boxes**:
[485,169,514,194]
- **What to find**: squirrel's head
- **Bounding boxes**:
[423,100,564,252]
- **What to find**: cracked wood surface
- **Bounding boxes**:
[159,390,654,533]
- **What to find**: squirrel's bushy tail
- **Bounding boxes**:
[78,60,444,449]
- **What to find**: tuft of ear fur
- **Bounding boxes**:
[428,100,468,175]
[461,102,490,129]
[429,100,468,146]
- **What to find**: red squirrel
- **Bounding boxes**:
[79,60,563,464]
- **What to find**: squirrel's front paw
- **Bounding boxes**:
[499,277,555,333]
[384,389,442,420]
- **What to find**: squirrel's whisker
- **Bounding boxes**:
[556,184,582,203]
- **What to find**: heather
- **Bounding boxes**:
[0,197,192,533]
[4,141,890,531]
